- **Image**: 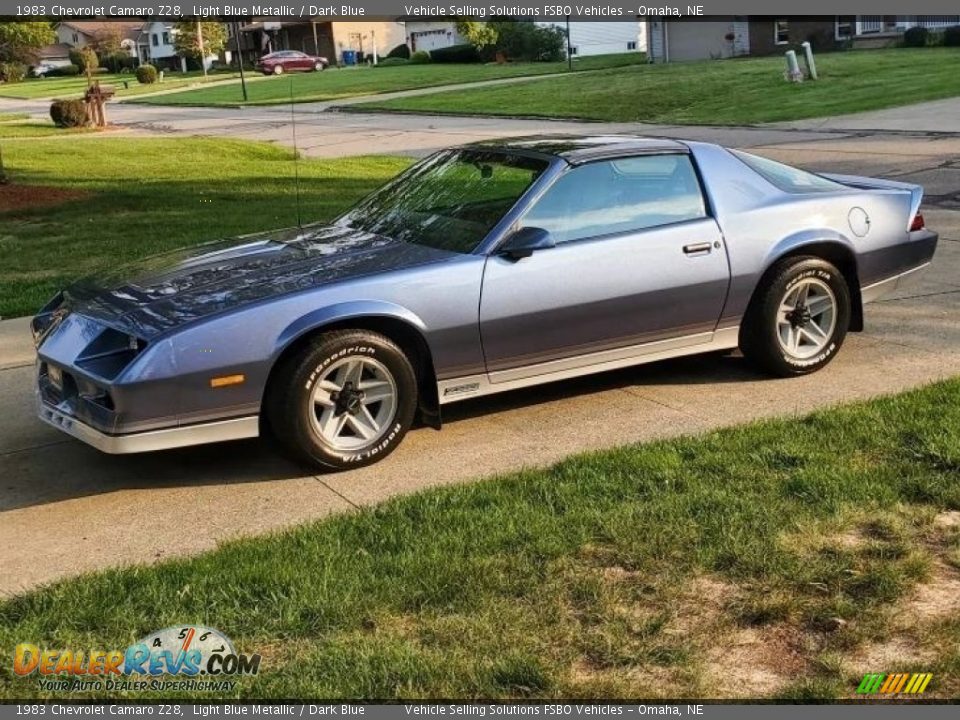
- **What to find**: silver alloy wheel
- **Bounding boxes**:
[273,65,283,75]
[315,62,324,71]
[309,356,398,452]
[776,278,837,359]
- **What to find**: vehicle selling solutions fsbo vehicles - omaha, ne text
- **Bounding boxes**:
[32,136,938,470]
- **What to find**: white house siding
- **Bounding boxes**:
[141,22,177,62]
[538,21,642,56]
[332,21,406,58]
[405,21,466,53]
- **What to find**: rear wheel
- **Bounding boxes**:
[740,256,850,377]
[267,330,418,471]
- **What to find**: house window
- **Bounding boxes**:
[72,33,79,43]
[835,17,854,40]
[162,32,170,45]
[152,33,159,47]
[569,46,578,55]
[627,41,637,50]
[774,20,789,44]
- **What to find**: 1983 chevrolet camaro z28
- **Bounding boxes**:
[33,136,938,470]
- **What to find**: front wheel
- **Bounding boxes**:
[314,61,325,71]
[266,330,418,471]
[272,65,284,75]
[740,256,851,377]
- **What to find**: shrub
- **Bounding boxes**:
[429,43,481,63]
[944,26,960,47]
[0,61,27,83]
[49,99,88,128]
[903,26,929,47]
[409,50,431,64]
[103,52,136,73]
[69,47,98,73]
[486,21,566,62]
[386,42,410,59]
[136,64,158,84]
[376,57,409,67]
[48,64,80,77]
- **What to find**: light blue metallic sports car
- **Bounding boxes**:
[32,136,937,470]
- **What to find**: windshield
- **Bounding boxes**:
[730,150,846,194]
[338,150,549,254]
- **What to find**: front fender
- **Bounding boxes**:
[273,300,428,359]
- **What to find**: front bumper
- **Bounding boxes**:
[37,398,260,454]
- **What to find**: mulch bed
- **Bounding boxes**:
[0,184,91,213]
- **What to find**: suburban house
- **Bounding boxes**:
[234,20,406,64]
[646,15,960,62]
[40,20,215,71]
[54,20,142,57]
[537,21,646,56]
[404,20,645,57]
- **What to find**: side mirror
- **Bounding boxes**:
[498,226,555,260]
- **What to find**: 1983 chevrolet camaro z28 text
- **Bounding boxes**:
[33,136,938,470]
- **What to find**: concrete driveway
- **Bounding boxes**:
[1,101,959,596]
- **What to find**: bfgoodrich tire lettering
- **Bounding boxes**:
[740,256,851,377]
[267,330,418,471]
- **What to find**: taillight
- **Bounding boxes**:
[910,212,925,232]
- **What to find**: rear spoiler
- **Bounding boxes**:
[820,173,923,231]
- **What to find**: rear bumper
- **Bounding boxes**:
[861,262,930,304]
[860,229,938,303]
[37,398,259,454]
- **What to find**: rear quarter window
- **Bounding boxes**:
[731,150,846,194]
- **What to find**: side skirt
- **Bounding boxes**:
[437,326,740,405]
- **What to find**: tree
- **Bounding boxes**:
[455,20,498,49]
[0,21,55,64]
[90,26,122,57]
[174,21,227,59]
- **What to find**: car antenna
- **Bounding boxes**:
[290,78,303,229]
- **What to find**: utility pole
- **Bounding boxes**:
[196,20,207,77]
[566,16,572,71]
[233,21,248,102]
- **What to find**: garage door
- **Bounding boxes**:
[666,21,734,61]
[411,30,453,53]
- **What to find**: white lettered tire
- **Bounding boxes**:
[267,330,418,471]
[740,256,851,377]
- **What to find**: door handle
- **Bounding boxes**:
[683,242,713,255]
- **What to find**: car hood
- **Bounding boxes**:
[62,223,456,338]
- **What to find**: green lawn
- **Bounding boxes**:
[0,71,243,100]
[0,112,28,122]
[0,120,94,138]
[0,138,409,317]
[359,48,960,124]
[2,378,959,700]
[129,53,647,107]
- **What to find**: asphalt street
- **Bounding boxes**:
[1,91,959,595]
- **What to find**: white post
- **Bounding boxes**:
[372,29,378,65]
[784,50,802,82]
[801,41,817,80]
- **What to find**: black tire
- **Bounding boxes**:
[266,330,418,471]
[740,256,851,377]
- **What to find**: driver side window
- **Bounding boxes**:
[522,154,708,244]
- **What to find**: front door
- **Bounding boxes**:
[478,153,730,381]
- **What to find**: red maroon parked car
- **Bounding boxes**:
[255,50,329,75]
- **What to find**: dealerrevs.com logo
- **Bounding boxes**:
[13,625,261,693]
